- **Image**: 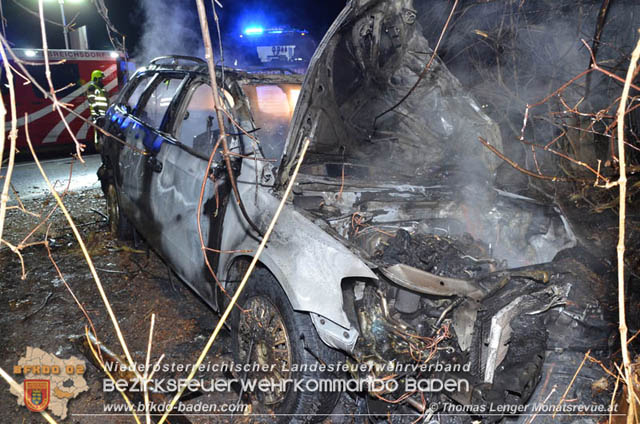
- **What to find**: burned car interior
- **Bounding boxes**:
[95,2,614,423]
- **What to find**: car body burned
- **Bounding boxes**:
[98,1,611,423]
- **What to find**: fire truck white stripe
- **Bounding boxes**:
[77,121,89,141]
[42,77,118,143]
[42,103,88,144]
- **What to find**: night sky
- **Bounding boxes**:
[1,0,347,52]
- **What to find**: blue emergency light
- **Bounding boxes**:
[244,27,264,36]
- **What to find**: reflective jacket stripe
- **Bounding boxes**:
[87,81,109,118]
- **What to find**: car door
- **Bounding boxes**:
[145,79,235,303]
[116,73,186,245]
[111,72,155,204]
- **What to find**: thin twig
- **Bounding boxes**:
[196,135,226,294]
[373,0,459,128]
[25,117,143,382]
[19,154,74,248]
[0,31,18,245]
[10,183,40,218]
[22,291,53,320]
[478,137,585,182]
[83,327,141,424]
[613,31,640,424]
[143,313,156,424]
[2,239,26,278]
[36,0,84,161]
[553,349,591,418]
[44,225,102,363]
[197,0,263,238]
[610,372,621,424]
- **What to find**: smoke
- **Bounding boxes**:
[407,0,640,265]
[418,0,640,176]
[132,0,203,66]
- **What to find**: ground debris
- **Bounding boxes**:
[0,188,227,423]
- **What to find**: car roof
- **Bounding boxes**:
[139,55,304,85]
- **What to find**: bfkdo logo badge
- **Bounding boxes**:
[24,379,50,412]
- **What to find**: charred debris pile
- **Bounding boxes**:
[377,229,495,278]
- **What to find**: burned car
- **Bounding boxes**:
[98,1,611,422]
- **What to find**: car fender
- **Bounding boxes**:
[218,162,377,333]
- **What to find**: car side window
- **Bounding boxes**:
[125,75,152,111]
[176,83,220,155]
[242,83,300,161]
[137,76,183,129]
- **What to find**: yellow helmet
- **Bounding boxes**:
[91,70,104,82]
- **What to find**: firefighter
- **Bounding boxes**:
[87,70,109,150]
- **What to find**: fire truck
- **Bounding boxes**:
[233,26,316,74]
[3,48,127,151]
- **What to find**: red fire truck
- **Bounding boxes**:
[3,48,127,151]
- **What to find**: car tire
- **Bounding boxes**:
[105,184,133,241]
[229,267,343,424]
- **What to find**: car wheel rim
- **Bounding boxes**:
[106,185,119,236]
[238,295,292,405]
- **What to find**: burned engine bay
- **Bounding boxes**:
[289,179,610,421]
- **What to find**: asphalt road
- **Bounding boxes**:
[2,154,102,201]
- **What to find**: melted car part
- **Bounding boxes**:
[381,263,486,300]
[452,300,479,352]
[348,276,562,418]
[393,286,421,313]
[484,296,526,384]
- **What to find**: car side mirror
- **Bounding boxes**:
[183,111,190,120]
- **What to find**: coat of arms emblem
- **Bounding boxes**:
[24,379,50,412]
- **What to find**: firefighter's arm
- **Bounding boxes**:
[86,86,96,104]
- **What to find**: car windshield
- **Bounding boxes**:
[242,83,300,162]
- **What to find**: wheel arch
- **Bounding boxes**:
[221,253,373,353]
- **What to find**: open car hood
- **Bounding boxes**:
[277,0,503,187]
[276,0,576,268]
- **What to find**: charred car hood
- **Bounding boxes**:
[276,0,575,267]
[278,0,503,185]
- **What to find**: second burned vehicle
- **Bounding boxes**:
[98,0,611,422]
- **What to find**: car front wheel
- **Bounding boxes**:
[229,267,343,423]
